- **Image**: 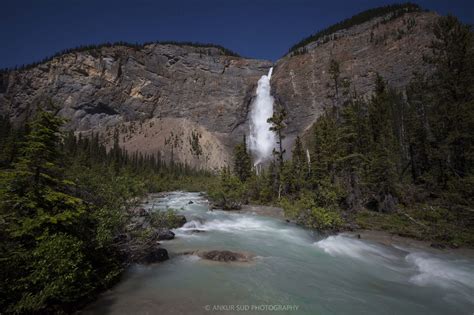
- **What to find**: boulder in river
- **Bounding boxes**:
[199,250,252,263]
[154,229,175,240]
[188,229,206,233]
[174,214,187,228]
[177,250,253,263]
[142,247,169,264]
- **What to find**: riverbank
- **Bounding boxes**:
[343,229,474,256]
[235,202,474,252]
[154,192,474,257]
[83,191,474,315]
[238,204,474,253]
[198,188,474,251]
[238,204,286,220]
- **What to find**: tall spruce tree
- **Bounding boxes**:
[233,135,252,182]
[0,110,92,313]
[290,136,308,192]
[268,106,287,171]
[426,15,473,187]
[366,75,399,211]
[268,106,288,198]
[1,110,85,238]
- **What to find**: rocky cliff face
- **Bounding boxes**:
[272,11,437,138]
[0,11,439,169]
[0,44,272,169]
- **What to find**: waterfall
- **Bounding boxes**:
[249,67,275,165]
[306,149,311,173]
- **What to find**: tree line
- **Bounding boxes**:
[0,107,214,313]
[0,41,240,74]
[216,14,473,246]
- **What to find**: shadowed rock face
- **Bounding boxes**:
[0,44,271,170]
[272,11,437,140]
[0,11,438,169]
[142,247,169,264]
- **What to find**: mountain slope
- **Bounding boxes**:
[272,10,437,139]
[0,44,271,169]
[0,7,440,169]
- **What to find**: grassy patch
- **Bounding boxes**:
[354,204,474,247]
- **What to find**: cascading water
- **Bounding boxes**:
[85,192,474,315]
[249,67,275,166]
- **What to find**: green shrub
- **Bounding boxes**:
[308,207,343,230]
[207,169,246,209]
[149,209,181,229]
[280,192,343,231]
[12,233,93,313]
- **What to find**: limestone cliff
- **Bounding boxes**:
[0,10,440,169]
[272,11,437,139]
[0,44,272,169]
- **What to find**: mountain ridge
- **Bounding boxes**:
[0,5,440,170]
[0,3,425,73]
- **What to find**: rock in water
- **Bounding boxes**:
[199,250,252,262]
[174,215,187,228]
[188,229,205,234]
[142,247,169,264]
[154,229,175,240]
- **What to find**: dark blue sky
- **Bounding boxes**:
[1,0,473,68]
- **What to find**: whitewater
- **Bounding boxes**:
[85,192,474,315]
[249,67,276,165]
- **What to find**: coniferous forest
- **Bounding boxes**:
[0,5,473,315]
[0,110,215,312]
[213,14,473,244]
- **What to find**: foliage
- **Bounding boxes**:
[280,192,343,231]
[188,129,203,156]
[233,135,253,182]
[0,111,93,313]
[149,209,182,229]
[225,15,474,247]
[268,106,287,171]
[0,108,194,313]
[207,168,246,210]
[13,233,94,313]
[1,111,85,236]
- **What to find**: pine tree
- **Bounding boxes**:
[0,110,92,312]
[267,106,288,198]
[405,73,432,183]
[290,136,308,192]
[0,110,85,238]
[338,98,371,210]
[233,135,252,182]
[366,74,399,211]
[426,15,474,186]
[0,116,24,168]
[268,106,287,171]
[310,110,340,184]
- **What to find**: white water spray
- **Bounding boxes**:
[306,149,311,172]
[249,67,276,165]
